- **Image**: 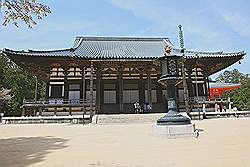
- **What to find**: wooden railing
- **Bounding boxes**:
[188,97,229,104]
[22,99,95,108]
[23,98,95,104]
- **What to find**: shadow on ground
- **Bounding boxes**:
[0,136,68,167]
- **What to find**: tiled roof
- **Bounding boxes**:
[172,48,245,58]
[3,48,74,57]
[73,37,171,59]
[3,37,246,59]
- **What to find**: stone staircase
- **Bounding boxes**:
[93,113,165,124]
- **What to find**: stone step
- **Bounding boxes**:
[93,113,165,124]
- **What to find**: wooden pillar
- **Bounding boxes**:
[100,76,104,105]
[63,69,68,100]
[147,72,152,107]
[187,69,193,97]
[156,74,163,103]
[96,67,102,114]
[38,107,42,116]
[90,62,94,115]
[194,68,199,99]
[54,107,57,116]
[69,107,72,116]
[139,74,145,105]
[186,69,193,112]
[181,63,190,113]
[203,72,208,97]
[118,67,123,113]
[62,68,69,115]
[207,76,210,97]
[82,67,86,113]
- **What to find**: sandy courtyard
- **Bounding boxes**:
[0,118,250,167]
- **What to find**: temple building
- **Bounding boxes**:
[209,83,241,99]
[3,37,245,116]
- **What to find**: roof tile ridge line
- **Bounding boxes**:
[3,48,30,53]
[72,37,84,50]
[27,48,73,53]
[222,51,246,55]
[163,38,173,46]
[3,48,72,53]
[76,36,169,41]
[185,50,223,55]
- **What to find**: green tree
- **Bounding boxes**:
[0,53,46,116]
[0,1,50,115]
[216,69,250,111]
[216,69,248,84]
[0,0,51,28]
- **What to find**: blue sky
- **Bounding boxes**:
[0,0,249,78]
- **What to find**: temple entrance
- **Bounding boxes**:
[68,84,80,104]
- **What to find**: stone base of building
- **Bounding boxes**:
[153,123,199,139]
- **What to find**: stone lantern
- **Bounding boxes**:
[154,47,198,138]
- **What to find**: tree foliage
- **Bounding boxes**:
[216,69,250,111]
[0,0,51,28]
[0,53,46,116]
[216,69,248,84]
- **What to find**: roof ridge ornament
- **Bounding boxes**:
[164,45,172,56]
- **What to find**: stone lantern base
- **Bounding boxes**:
[154,112,199,138]
[153,123,199,139]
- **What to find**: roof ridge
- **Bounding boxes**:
[75,36,169,41]
[185,50,223,55]
[3,48,72,53]
[28,48,73,53]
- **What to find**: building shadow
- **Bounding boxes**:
[0,136,68,167]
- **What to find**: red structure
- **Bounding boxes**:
[209,83,240,98]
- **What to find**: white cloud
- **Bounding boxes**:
[223,13,250,38]
[0,20,100,50]
[208,0,250,38]
[107,0,229,50]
